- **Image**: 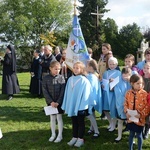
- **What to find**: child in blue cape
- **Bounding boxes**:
[114,67,132,142]
[86,59,102,138]
[62,61,91,147]
[102,57,121,131]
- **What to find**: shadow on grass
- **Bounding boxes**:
[0,129,73,150]
[0,127,135,150]
[0,106,48,122]
[0,93,44,100]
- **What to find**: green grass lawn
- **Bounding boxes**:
[0,73,150,150]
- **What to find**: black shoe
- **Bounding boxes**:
[87,130,94,135]
[7,96,13,101]
[114,139,121,143]
[38,94,43,98]
[100,112,105,119]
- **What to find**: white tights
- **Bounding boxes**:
[87,112,99,134]
[115,119,123,141]
[50,114,63,138]
[104,111,117,131]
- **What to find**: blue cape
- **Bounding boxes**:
[61,75,91,117]
[114,77,131,119]
[102,69,121,118]
[86,73,102,114]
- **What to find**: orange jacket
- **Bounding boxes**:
[124,89,149,126]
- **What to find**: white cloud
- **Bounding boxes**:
[104,0,150,30]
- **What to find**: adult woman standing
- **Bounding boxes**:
[0,44,20,100]
[98,43,112,76]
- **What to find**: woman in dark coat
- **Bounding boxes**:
[29,50,42,97]
[0,44,20,100]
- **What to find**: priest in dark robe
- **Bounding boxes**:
[0,44,20,100]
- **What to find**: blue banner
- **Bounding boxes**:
[65,15,90,69]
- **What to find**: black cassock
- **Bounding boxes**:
[29,57,42,95]
[2,53,20,94]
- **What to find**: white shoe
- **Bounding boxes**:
[108,127,115,132]
[115,137,122,142]
[107,124,111,130]
[49,135,56,142]
[54,137,62,143]
[67,137,77,146]
[74,138,84,147]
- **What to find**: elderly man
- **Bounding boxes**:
[40,45,56,77]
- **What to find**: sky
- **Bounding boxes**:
[103,0,150,32]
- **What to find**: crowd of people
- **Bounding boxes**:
[0,43,150,149]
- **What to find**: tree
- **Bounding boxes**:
[118,23,143,59]
[0,0,72,47]
[78,0,109,58]
[144,28,150,43]
[0,0,72,69]
[102,18,119,55]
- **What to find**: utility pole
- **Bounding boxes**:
[91,6,103,43]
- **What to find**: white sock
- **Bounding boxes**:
[104,111,111,128]
[50,114,56,137]
[109,118,117,131]
[87,113,99,134]
[56,114,63,139]
[115,119,123,141]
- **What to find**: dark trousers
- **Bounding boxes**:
[71,115,85,139]
[129,130,143,150]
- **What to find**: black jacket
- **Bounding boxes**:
[42,73,65,105]
[40,54,56,73]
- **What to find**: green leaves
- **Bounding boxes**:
[0,0,72,48]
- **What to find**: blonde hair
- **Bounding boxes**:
[45,45,52,51]
[87,59,98,72]
[49,61,61,68]
[102,43,112,51]
[73,61,86,75]
[87,59,102,80]
[108,57,118,65]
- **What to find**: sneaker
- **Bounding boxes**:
[107,124,111,130]
[7,96,13,101]
[67,137,77,146]
[92,133,99,139]
[114,137,122,143]
[74,138,84,147]
[49,135,56,142]
[108,127,115,132]
[54,136,62,143]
